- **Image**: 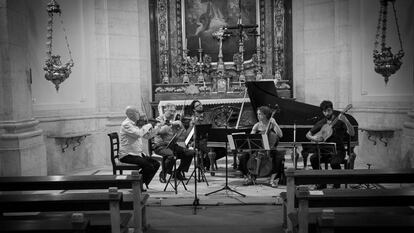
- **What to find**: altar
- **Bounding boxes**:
[149,0,293,107]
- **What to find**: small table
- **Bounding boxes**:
[48,132,91,152]
[359,127,401,146]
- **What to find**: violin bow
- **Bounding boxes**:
[235,87,248,129]
[140,96,149,121]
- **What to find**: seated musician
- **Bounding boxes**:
[306,100,355,189]
[238,106,283,186]
[153,103,194,182]
[187,100,227,173]
[119,106,160,189]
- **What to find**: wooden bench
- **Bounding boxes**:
[0,212,132,233]
[296,187,414,233]
[0,215,90,233]
[0,171,148,233]
[0,190,123,233]
[316,209,414,233]
[283,168,414,232]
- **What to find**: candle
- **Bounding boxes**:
[198,37,202,49]
[183,38,187,51]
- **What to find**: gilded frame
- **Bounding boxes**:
[179,0,262,65]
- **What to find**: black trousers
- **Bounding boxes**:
[310,150,345,170]
[154,142,194,174]
[120,154,160,186]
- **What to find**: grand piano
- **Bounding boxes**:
[245,80,359,168]
[207,80,358,169]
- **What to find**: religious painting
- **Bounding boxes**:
[184,0,258,63]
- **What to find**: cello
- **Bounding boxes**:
[247,108,279,178]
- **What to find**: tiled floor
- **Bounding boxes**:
[71,150,366,206]
[74,157,286,206]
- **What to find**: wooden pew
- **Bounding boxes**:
[0,215,90,233]
[296,187,414,233]
[0,171,147,233]
[283,168,414,232]
[316,209,414,233]
[0,190,123,233]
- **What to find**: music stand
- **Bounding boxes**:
[163,133,188,194]
[301,142,337,170]
[186,124,210,185]
[205,133,268,197]
[184,124,212,214]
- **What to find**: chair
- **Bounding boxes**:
[148,138,187,194]
[107,132,141,175]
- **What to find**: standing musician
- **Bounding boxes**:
[187,100,228,172]
[238,106,283,186]
[153,103,194,182]
[119,106,160,190]
[306,100,355,189]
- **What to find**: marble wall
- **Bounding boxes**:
[292,0,414,169]
[1,0,412,175]
[0,0,153,175]
[0,0,47,176]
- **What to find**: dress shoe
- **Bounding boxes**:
[159,171,166,183]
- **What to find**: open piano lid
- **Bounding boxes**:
[245,80,358,126]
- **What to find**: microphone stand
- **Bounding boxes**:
[190,124,208,214]
[205,110,245,197]
[192,141,200,214]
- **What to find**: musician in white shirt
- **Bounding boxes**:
[119,106,160,189]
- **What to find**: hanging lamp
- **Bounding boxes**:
[373,0,404,85]
[43,0,74,91]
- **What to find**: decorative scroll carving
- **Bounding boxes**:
[152,0,292,101]
[259,0,266,63]
[158,0,170,83]
[274,0,285,80]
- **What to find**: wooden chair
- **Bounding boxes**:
[147,138,187,193]
[107,132,141,175]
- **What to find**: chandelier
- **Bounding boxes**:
[373,0,404,84]
[44,0,74,91]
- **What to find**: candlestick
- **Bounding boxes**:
[198,37,202,49]
[183,38,187,51]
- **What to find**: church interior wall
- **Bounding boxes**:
[1,0,412,175]
[21,0,153,174]
[293,0,414,169]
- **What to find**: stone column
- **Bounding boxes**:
[0,1,47,176]
[401,108,414,168]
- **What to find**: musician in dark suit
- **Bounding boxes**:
[153,103,194,182]
[306,100,355,188]
[186,100,227,174]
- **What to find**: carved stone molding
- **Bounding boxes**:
[273,0,285,79]
[157,0,170,83]
[152,0,292,101]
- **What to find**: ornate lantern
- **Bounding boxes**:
[44,0,74,91]
[373,0,404,84]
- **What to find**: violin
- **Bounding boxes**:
[136,116,158,128]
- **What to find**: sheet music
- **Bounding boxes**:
[227,135,236,150]
[185,126,194,146]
